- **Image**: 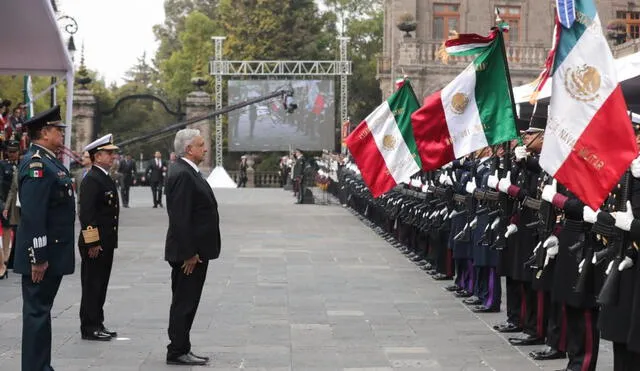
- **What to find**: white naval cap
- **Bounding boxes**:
[84,133,119,154]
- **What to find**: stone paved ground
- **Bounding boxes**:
[0,187,613,370]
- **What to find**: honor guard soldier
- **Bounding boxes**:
[78,134,120,341]
[15,105,76,371]
[0,140,20,278]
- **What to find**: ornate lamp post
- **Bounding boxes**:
[52,14,78,107]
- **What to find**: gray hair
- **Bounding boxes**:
[174,128,201,157]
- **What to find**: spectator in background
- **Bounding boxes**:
[74,151,92,215]
[237,156,248,188]
[146,151,167,208]
[118,154,136,208]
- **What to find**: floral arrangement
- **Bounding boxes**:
[315,171,331,191]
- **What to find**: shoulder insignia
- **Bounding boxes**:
[29,168,44,178]
[29,162,43,169]
[32,150,42,160]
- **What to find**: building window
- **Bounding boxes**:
[496,5,521,43]
[616,10,640,40]
[433,3,460,40]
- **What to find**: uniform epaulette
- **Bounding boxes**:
[32,150,42,160]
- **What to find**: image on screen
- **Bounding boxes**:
[228,80,335,152]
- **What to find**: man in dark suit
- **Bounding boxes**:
[15,105,76,371]
[165,128,220,366]
[78,134,120,341]
[118,154,136,208]
[146,150,166,208]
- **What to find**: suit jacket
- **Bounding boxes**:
[15,144,75,276]
[78,166,120,250]
[164,158,220,262]
[146,158,166,183]
[119,159,136,185]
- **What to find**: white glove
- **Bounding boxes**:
[612,201,634,231]
[421,184,429,193]
[465,179,477,194]
[606,260,614,275]
[544,235,559,258]
[619,256,635,271]
[449,209,460,219]
[442,162,453,169]
[490,216,500,230]
[582,206,600,224]
[632,155,640,178]
[498,171,512,193]
[487,170,499,190]
[504,223,518,238]
[514,145,528,161]
[440,206,448,216]
[470,216,478,229]
[541,179,558,203]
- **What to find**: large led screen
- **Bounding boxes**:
[228,80,335,152]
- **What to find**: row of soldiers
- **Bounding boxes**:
[339,116,640,371]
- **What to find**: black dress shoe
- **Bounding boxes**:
[529,347,566,360]
[454,289,473,298]
[493,322,522,333]
[444,284,461,292]
[471,305,500,313]
[189,351,210,362]
[463,297,482,305]
[101,327,117,337]
[82,330,112,341]
[426,269,437,275]
[433,273,453,281]
[166,353,207,366]
[508,334,545,346]
[415,260,427,266]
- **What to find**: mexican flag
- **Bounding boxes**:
[411,29,518,171]
[540,0,638,209]
[346,81,421,197]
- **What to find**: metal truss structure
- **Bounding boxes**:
[209,36,351,167]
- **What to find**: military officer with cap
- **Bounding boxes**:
[15,105,76,371]
[0,140,20,278]
[78,134,120,341]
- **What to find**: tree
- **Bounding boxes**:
[218,0,332,60]
[345,6,383,122]
[158,11,219,102]
[153,0,220,62]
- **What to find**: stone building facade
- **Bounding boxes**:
[378,0,640,99]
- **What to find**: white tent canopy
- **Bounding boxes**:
[0,0,75,167]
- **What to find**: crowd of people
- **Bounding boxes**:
[1,104,221,369]
[339,116,640,371]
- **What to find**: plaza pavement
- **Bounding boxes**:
[0,187,612,370]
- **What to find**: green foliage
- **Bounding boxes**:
[255,152,284,171]
[159,11,220,102]
[218,0,332,60]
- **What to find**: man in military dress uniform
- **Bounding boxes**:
[78,134,120,341]
[15,105,76,371]
[0,140,20,278]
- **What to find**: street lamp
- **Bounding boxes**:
[51,14,78,107]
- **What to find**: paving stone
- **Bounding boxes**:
[0,187,615,370]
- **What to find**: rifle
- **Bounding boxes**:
[454,156,477,242]
[521,174,557,277]
[490,142,514,250]
[597,170,631,306]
